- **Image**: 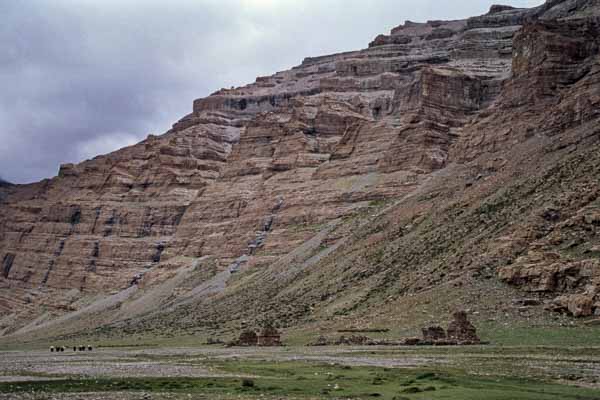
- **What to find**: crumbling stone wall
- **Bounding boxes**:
[421,326,446,341]
[257,325,281,346]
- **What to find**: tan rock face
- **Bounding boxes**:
[0,114,239,331]
[548,294,596,317]
[1,0,600,338]
[497,215,600,317]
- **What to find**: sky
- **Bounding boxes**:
[0,0,542,184]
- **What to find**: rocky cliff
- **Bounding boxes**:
[1,0,600,342]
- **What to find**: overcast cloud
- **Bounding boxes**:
[0,0,542,183]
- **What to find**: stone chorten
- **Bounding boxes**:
[446,311,480,343]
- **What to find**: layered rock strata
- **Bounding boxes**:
[1,0,600,339]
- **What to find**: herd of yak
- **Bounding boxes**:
[49,345,93,352]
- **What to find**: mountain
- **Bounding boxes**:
[1,0,600,343]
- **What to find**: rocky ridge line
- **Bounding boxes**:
[1,0,599,340]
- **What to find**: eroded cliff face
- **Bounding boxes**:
[1,0,600,340]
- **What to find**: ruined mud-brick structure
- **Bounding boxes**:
[257,325,281,346]
[421,326,446,341]
[447,311,480,344]
[335,335,374,345]
[311,335,329,346]
[230,320,282,346]
[416,311,481,345]
[237,329,259,346]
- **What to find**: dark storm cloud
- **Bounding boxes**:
[0,0,542,183]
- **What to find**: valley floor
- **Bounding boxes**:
[1,344,600,399]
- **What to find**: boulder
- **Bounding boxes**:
[549,294,595,317]
[567,295,595,317]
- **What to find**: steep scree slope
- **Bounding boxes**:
[1,0,600,342]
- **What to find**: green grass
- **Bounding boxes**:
[479,324,600,347]
[282,321,600,348]
[211,360,600,399]
[3,360,598,400]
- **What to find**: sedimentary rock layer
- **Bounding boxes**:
[1,0,599,339]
